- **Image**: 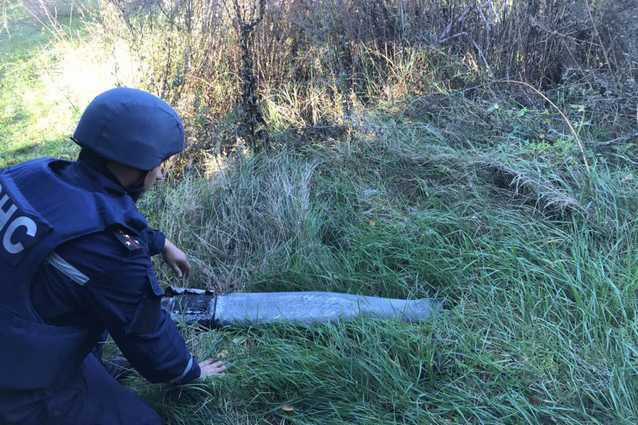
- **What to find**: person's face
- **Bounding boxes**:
[144,163,165,191]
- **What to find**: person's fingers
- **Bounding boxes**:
[201,367,226,377]
[200,359,228,375]
[182,259,191,278]
[203,367,225,374]
[202,361,226,370]
[178,260,191,278]
[170,262,183,278]
[207,364,226,372]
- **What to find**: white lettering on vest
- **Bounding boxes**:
[0,193,18,231]
[3,216,37,254]
[0,182,39,255]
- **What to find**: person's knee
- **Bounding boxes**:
[76,354,165,425]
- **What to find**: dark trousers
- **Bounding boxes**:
[0,354,162,425]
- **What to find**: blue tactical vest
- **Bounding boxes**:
[0,158,148,390]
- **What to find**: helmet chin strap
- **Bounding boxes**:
[78,148,147,201]
[126,175,147,202]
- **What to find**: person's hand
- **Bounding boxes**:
[162,239,191,278]
[199,359,227,379]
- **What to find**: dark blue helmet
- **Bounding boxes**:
[72,87,185,171]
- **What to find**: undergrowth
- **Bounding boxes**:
[2,2,637,424]
[139,101,638,424]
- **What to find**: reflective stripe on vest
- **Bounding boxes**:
[0,158,147,390]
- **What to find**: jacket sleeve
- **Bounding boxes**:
[114,307,202,384]
[143,228,167,257]
[86,261,201,384]
[52,230,200,384]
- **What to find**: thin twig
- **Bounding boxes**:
[584,0,615,77]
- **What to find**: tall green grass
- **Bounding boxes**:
[2,5,636,423]
[0,3,131,168]
[0,4,81,167]
[138,106,638,424]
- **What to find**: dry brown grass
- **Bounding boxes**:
[93,1,634,158]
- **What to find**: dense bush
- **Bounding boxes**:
[96,0,637,157]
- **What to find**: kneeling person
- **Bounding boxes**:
[0,87,225,425]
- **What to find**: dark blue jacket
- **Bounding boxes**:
[0,157,200,393]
